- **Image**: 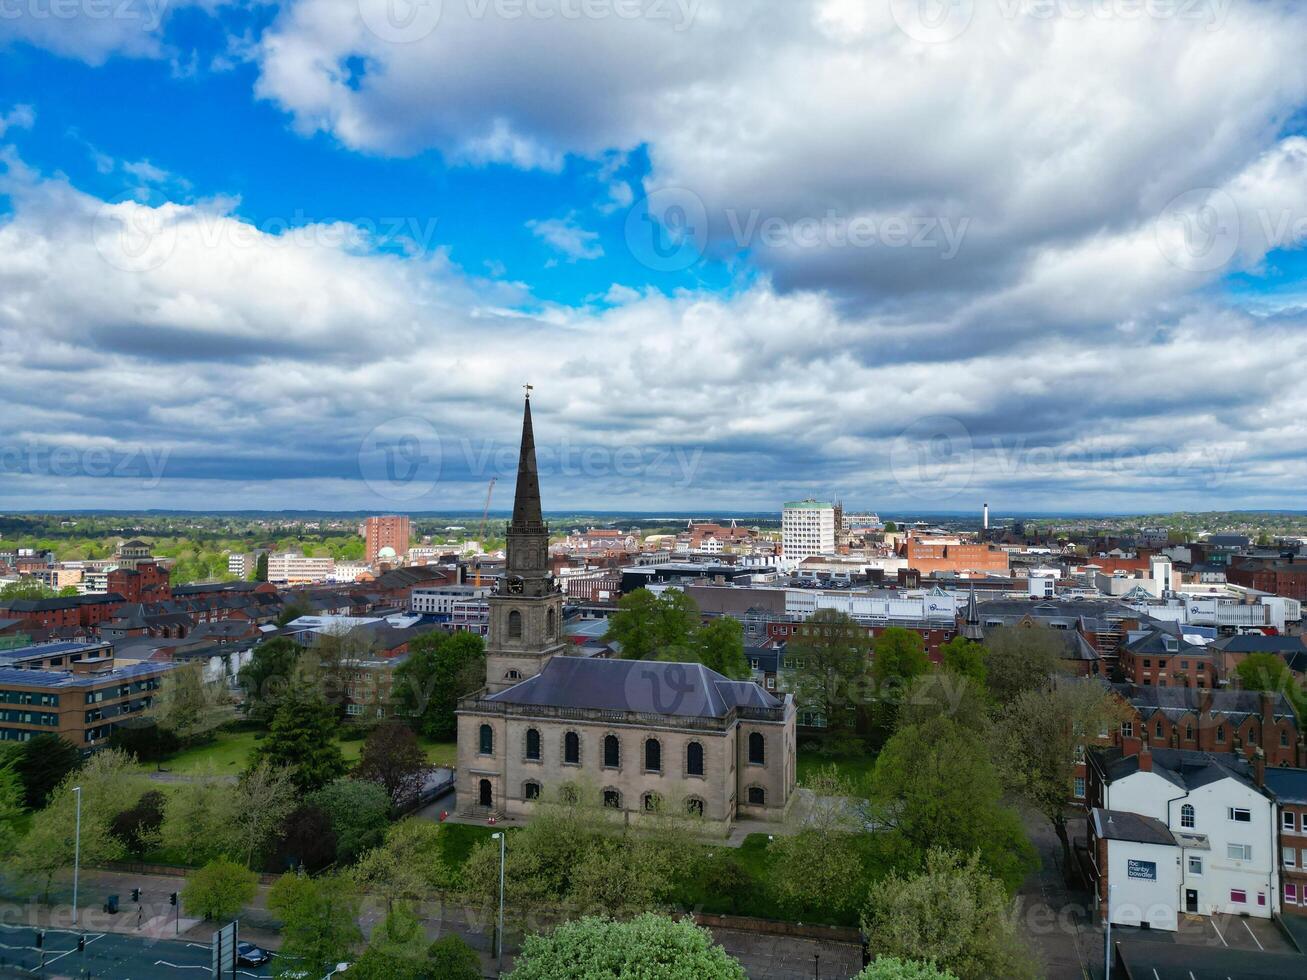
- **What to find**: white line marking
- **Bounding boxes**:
[1241,919,1264,950]
[1209,918,1228,947]
[154,960,210,971]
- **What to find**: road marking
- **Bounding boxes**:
[1210,919,1228,947]
[154,960,210,972]
[1151,970,1160,980]
[45,932,105,964]
[1241,919,1264,950]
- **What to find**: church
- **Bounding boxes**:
[455,393,797,829]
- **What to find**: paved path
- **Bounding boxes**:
[1016,811,1096,980]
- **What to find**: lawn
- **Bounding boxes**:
[796,749,878,795]
[159,729,456,776]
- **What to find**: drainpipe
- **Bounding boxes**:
[1166,789,1190,919]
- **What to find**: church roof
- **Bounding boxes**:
[511,394,545,532]
[485,656,786,719]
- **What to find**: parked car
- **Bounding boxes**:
[236,942,272,967]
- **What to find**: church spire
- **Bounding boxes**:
[511,390,544,532]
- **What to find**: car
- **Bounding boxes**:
[237,942,272,967]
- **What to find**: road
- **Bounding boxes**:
[0,923,275,979]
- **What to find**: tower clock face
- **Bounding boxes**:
[507,575,524,595]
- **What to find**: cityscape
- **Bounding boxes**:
[5,2,1307,980]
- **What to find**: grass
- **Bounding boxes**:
[796,749,879,795]
[159,729,456,776]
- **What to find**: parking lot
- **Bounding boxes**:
[0,923,275,979]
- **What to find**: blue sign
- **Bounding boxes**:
[1127,859,1157,881]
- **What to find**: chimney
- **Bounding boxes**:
[1138,733,1152,773]
[1253,747,1266,788]
[983,503,990,532]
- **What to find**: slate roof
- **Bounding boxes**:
[1209,634,1305,655]
[1112,682,1295,722]
[1264,767,1307,805]
[1091,745,1258,793]
[0,660,175,689]
[1091,807,1176,846]
[486,656,787,719]
[0,593,127,611]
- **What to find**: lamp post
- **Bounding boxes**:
[491,831,506,973]
[1104,882,1115,980]
[71,786,82,927]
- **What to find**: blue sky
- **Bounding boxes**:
[2,1,1307,515]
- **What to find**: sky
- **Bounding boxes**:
[2,0,1307,516]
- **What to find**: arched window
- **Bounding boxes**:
[643,792,662,813]
[748,732,765,765]
[686,741,704,776]
[523,781,541,801]
[685,797,705,817]
[479,779,492,807]
[644,738,662,773]
[603,734,620,769]
[747,786,766,806]
[525,727,541,761]
[506,669,523,681]
[564,730,581,765]
[546,608,556,638]
[1283,729,1290,747]
[1154,720,1163,739]
[1180,804,1195,829]
[1216,725,1225,743]
[479,724,494,755]
[508,610,523,639]
[1250,726,1259,744]
[1185,724,1194,741]
[603,788,621,809]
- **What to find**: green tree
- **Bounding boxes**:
[311,779,391,865]
[109,719,180,765]
[938,636,986,689]
[982,625,1064,705]
[870,717,1036,892]
[1235,652,1306,715]
[13,734,81,809]
[897,672,990,736]
[861,850,1036,980]
[426,935,481,980]
[883,521,898,533]
[787,609,872,733]
[507,914,747,980]
[267,872,363,979]
[182,858,258,921]
[871,628,930,731]
[691,616,750,679]
[251,684,347,793]
[856,958,958,980]
[354,818,449,912]
[255,551,268,582]
[228,762,299,867]
[238,637,303,725]
[154,662,229,742]
[109,790,167,857]
[0,579,57,600]
[995,679,1128,870]
[392,630,486,740]
[607,588,700,661]
[0,761,24,857]
[766,768,867,922]
[355,721,432,811]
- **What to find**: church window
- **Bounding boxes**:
[644,738,662,773]
[748,732,765,765]
[564,730,581,765]
[525,727,541,761]
[643,792,662,813]
[685,797,705,817]
[603,789,621,809]
[686,741,704,776]
[747,786,766,806]
[524,781,541,801]
[604,734,620,769]
[508,610,523,639]
[479,724,494,755]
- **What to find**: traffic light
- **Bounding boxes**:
[35,930,44,949]
[169,892,177,906]
[131,887,140,902]
[77,936,86,953]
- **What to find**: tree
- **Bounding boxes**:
[861,849,1036,980]
[238,637,303,725]
[982,625,1064,705]
[787,609,872,733]
[883,521,898,533]
[153,661,229,742]
[13,734,80,809]
[354,818,449,912]
[938,636,986,689]
[870,628,931,731]
[0,579,57,600]
[392,630,486,740]
[506,914,747,980]
[229,761,298,867]
[692,616,750,679]
[426,935,481,980]
[994,678,1128,870]
[856,958,958,980]
[355,722,432,811]
[255,551,268,582]
[109,719,180,764]
[870,717,1036,892]
[110,790,167,856]
[311,779,391,865]
[251,684,347,793]
[897,672,990,736]
[182,858,258,921]
[607,588,700,662]
[1235,652,1307,715]
[0,761,24,857]
[268,872,363,979]
[766,766,867,921]
[270,805,337,873]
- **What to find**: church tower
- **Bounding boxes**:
[483,391,566,693]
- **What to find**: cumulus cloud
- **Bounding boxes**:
[527,214,604,261]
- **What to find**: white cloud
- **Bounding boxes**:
[0,105,35,137]
[527,214,604,261]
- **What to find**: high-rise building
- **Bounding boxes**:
[365,515,412,566]
[781,499,836,562]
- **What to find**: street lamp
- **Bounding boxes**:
[71,786,82,927]
[1104,882,1115,980]
[491,831,506,972]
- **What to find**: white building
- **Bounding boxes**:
[333,561,372,583]
[267,552,335,585]
[781,499,836,563]
[1090,745,1279,926]
[411,584,493,616]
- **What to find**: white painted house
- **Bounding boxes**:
[1088,743,1280,926]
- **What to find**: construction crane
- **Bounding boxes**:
[473,477,496,588]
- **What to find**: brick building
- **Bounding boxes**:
[1227,558,1307,601]
[1264,768,1307,915]
[365,515,412,566]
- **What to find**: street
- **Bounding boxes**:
[0,923,274,980]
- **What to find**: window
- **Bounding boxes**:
[644,738,662,773]
[508,609,522,639]
[1228,807,1251,823]
[766,676,776,690]
[1184,724,1194,741]
[1216,725,1225,743]
[1121,722,1133,738]
[1143,658,1152,668]
[1282,729,1290,747]
[602,789,621,809]
[479,724,494,755]
[1230,889,1247,904]
[686,797,705,817]
[1287,883,1300,906]
[1180,804,1195,829]
[1180,659,1189,669]
[524,781,541,801]
[603,734,620,769]
[747,786,766,806]
[546,608,556,638]
[686,741,704,777]
[1285,811,1298,833]
[1073,776,1085,798]
[642,792,662,813]
[1188,856,1202,875]
[1158,660,1167,670]
[748,732,765,765]
[525,727,541,761]
[506,669,522,680]
[1155,721,1163,739]
[1227,843,1253,862]
[1284,846,1297,868]
[564,731,580,765]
